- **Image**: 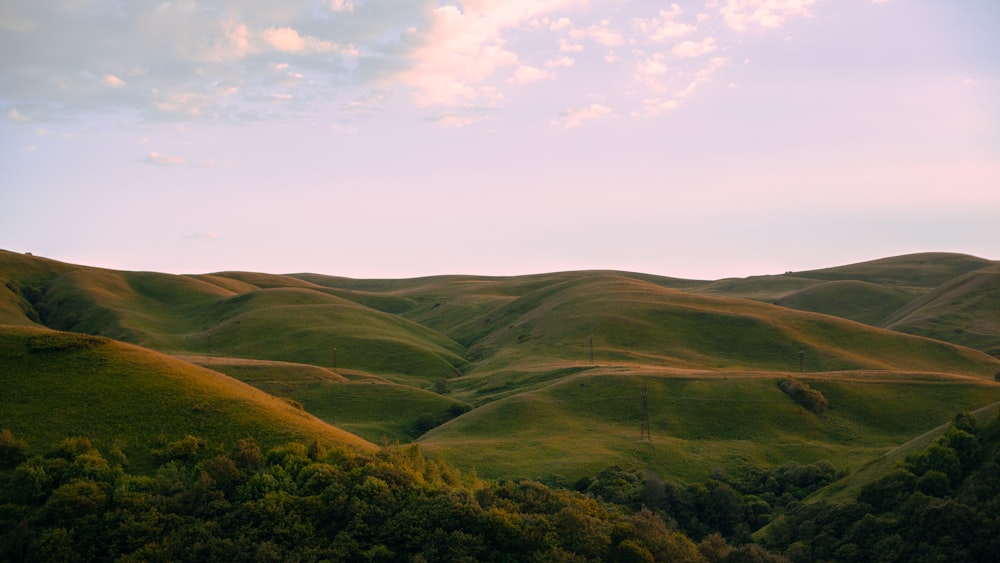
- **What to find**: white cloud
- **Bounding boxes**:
[569,19,625,47]
[671,37,718,58]
[643,97,680,116]
[555,103,613,128]
[635,5,698,43]
[103,74,126,88]
[675,56,727,98]
[511,65,549,84]
[259,26,344,54]
[143,151,183,166]
[550,17,573,31]
[329,0,354,12]
[398,0,583,106]
[545,56,575,68]
[719,0,815,32]
[559,38,584,53]
[636,54,668,79]
[7,108,29,122]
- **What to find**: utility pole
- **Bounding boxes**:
[798,350,804,373]
[640,383,651,444]
[333,346,337,370]
[589,334,594,365]
[207,332,212,356]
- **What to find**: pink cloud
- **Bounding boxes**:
[511,65,549,84]
[635,4,698,43]
[719,0,815,32]
[671,37,718,58]
[143,151,183,166]
[556,103,613,128]
[400,0,580,106]
[569,19,625,47]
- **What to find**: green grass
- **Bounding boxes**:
[193,356,471,443]
[0,325,375,470]
[882,265,1000,356]
[774,280,918,325]
[4,248,1000,487]
[421,370,1000,483]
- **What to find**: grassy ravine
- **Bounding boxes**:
[3,248,1000,485]
[0,325,375,470]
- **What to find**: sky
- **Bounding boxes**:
[1,0,998,280]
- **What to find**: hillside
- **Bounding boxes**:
[3,248,1000,484]
[881,264,1000,357]
[0,325,376,470]
[691,253,1000,354]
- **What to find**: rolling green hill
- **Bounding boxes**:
[3,248,1000,485]
[0,325,376,470]
[881,264,1000,356]
[419,369,1000,483]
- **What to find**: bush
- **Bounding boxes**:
[777,378,828,415]
[0,429,28,468]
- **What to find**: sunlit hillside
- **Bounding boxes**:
[0,325,376,470]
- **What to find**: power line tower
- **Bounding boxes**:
[640,383,652,444]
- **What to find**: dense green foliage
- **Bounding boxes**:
[0,434,715,562]
[574,460,844,546]
[763,411,1000,562]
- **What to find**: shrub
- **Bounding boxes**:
[777,378,828,415]
[0,429,28,468]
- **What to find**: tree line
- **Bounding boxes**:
[3,406,998,562]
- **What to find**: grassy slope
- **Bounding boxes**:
[772,280,918,326]
[30,267,470,383]
[693,253,999,355]
[0,325,376,468]
[420,369,1000,483]
[188,355,471,444]
[438,275,999,392]
[881,265,1000,357]
[0,250,77,326]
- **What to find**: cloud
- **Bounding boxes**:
[671,37,718,58]
[635,54,669,88]
[675,56,727,98]
[0,1,400,122]
[559,38,584,53]
[102,74,126,88]
[511,65,549,84]
[568,19,625,47]
[550,18,573,32]
[640,56,726,116]
[398,1,585,106]
[635,5,698,42]
[6,108,29,122]
[545,56,575,68]
[425,113,475,128]
[259,26,345,54]
[185,232,221,240]
[719,0,815,32]
[555,103,613,128]
[143,152,183,166]
[328,0,354,12]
